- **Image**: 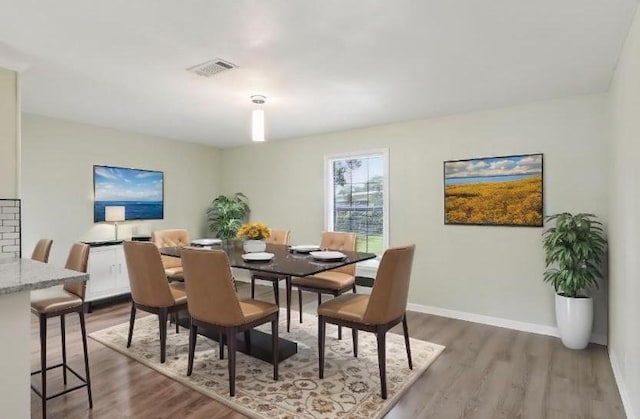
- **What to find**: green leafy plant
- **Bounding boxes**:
[542,213,607,298]
[206,193,250,240]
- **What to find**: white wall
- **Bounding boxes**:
[0,67,18,198]
[21,114,222,266]
[221,94,609,337]
[0,66,30,419]
[608,6,640,419]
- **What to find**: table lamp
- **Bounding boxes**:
[105,206,125,240]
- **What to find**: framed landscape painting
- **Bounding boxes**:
[444,153,543,226]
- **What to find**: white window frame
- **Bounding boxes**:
[324,149,389,278]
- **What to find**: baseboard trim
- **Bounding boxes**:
[406,303,607,345]
[609,349,637,419]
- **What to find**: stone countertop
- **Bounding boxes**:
[0,258,88,296]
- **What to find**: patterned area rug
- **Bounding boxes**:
[89,310,444,419]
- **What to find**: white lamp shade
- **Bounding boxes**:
[105,206,125,222]
[252,109,265,142]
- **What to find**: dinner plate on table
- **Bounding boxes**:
[241,252,275,262]
[309,251,347,261]
[191,238,222,246]
[289,244,321,253]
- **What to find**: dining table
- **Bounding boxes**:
[160,242,377,363]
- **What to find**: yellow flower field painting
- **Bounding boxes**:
[444,154,543,226]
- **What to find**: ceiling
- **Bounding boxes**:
[0,1,637,147]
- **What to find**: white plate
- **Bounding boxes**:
[241,252,275,262]
[309,251,347,261]
[289,244,321,253]
[191,238,222,246]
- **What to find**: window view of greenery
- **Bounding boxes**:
[332,156,384,254]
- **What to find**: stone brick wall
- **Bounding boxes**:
[0,199,21,258]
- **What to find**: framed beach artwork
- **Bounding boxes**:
[444,153,543,227]
[93,165,164,222]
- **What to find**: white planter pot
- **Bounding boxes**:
[555,293,593,350]
[243,239,266,253]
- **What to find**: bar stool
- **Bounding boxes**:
[31,239,53,263]
[30,243,92,418]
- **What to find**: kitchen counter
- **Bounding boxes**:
[0,257,88,419]
[0,258,88,295]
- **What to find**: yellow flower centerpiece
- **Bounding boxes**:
[236,222,270,252]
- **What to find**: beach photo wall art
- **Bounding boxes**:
[444,154,543,227]
[93,165,164,222]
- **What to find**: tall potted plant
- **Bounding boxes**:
[206,193,250,240]
[542,212,607,350]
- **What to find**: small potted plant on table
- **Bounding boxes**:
[542,212,607,350]
[236,222,271,253]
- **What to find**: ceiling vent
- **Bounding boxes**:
[187,58,238,77]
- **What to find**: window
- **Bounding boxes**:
[325,149,389,255]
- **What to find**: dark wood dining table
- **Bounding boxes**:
[160,243,377,363]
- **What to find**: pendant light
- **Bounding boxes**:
[251,95,266,142]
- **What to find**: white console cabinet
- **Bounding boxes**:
[86,244,130,302]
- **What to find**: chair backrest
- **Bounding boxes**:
[181,248,245,326]
[63,242,90,299]
[31,239,53,263]
[321,231,357,275]
[267,229,290,245]
[362,245,416,324]
[151,229,190,269]
[123,240,176,307]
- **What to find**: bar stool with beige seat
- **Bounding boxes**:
[289,231,357,338]
[151,229,190,281]
[182,247,279,397]
[31,239,53,263]
[123,240,188,363]
[30,242,92,419]
[318,244,416,399]
[250,228,292,330]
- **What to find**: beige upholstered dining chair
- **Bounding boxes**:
[182,247,279,397]
[317,244,416,399]
[151,229,190,281]
[31,239,53,263]
[123,240,188,363]
[30,242,92,418]
[289,231,357,337]
[250,228,291,328]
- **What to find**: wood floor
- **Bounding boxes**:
[30,283,626,419]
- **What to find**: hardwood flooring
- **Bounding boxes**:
[30,283,625,418]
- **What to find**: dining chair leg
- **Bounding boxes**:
[219,333,224,360]
[376,327,388,399]
[318,315,326,379]
[352,328,358,358]
[272,318,279,380]
[402,314,413,370]
[60,314,67,385]
[285,276,291,332]
[159,308,168,363]
[244,330,252,355]
[174,312,179,334]
[187,323,198,376]
[127,302,136,348]
[250,276,255,299]
[39,314,47,419]
[272,281,279,307]
[79,310,93,408]
[227,326,237,396]
[298,288,303,323]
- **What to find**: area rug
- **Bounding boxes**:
[89,310,444,419]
